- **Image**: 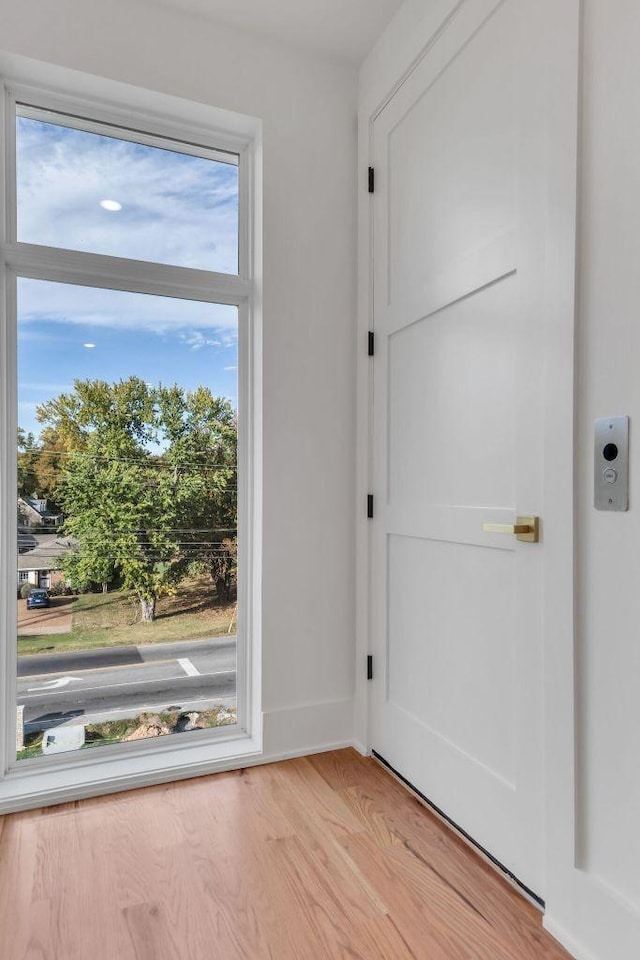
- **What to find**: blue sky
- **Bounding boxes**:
[18,280,238,439]
[17,116,239,272]
[16,116,239,441]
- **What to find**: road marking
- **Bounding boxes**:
[20,658,178,683]
[27,676,79,693]
[178,657,200,677]
[18,669,235,700]
[18,641,237,681]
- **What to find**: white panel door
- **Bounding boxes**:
[370,0,575,895]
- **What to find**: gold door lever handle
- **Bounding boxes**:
[483,523,530,535]
[482,516,540,543]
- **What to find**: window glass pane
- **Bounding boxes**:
[17,111,239,274]
[17,279,239,760]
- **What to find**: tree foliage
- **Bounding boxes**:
[17,428,39,499]
[37,377,237,622]
[17,425,70,512]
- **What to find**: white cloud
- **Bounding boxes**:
[181,331,223,351]
[224,365,238,372]
[16,119,240,342]
[18,278,238,338]
[17,117,239,274]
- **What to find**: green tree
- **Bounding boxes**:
[154,384,238,599]
[17,426,69,520]
[205,536,237,602]
[33,427,71,507]
[38,377,237,622]
[17,428,40,499]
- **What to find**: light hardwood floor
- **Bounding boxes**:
[0,749,572,959]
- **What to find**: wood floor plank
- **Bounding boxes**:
[178,769,388,955]
[330,757,571,959]
[167,771,319,958]
[174,820,294,958]
[341,828,513,960]
[20,898,54,960]
[308,746,379,791]
[0,814,43,960]
[265,756,367,838]
[0,749,573,960]
[123,901,183,960]
[183,763,296,842]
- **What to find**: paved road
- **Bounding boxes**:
[18,637,237,732]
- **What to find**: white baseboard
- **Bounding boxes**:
[262,697,354,757]
[543,914,598,960]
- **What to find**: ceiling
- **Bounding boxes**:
[141,0,405,65]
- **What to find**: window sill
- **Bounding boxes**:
[0,722,263,813]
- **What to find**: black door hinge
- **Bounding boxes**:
[368,330,375,357]
[367,655,373,680]
[368,167,375,194]
[367,494,374,519]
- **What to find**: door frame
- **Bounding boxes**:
[355,0,580,913]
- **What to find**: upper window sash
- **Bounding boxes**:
[2,83,254,286]
[17,103,240,167]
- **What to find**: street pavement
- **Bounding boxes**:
[18,637,237,732]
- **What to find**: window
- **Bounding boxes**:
[16,107,240,273]
[1,75,260,806]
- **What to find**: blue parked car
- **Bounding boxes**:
[26,588,50,610]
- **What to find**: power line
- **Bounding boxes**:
[18,450,237,470]
[56,553,232,559]
[53,555,236,561]
[63,543,236,550]
[19,450,237,463]
[68,528,237,533]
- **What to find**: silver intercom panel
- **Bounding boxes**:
[594,416,629,511]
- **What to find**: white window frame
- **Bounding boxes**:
[0,67,263,812]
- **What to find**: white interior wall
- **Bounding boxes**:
[0,0,359,759]
[545,2,640,957]
[577,0,640,906]
[358,2,640,959]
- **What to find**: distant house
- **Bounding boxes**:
[17,532,38,555]
[17,536,76,592]
[18,496,62,531]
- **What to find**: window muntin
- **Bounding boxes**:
[16,107,240,274]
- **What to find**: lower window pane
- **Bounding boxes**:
[16,279,239,759]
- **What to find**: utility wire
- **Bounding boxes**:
[19,457,237,472]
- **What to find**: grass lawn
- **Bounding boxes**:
[18,576,236,655]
